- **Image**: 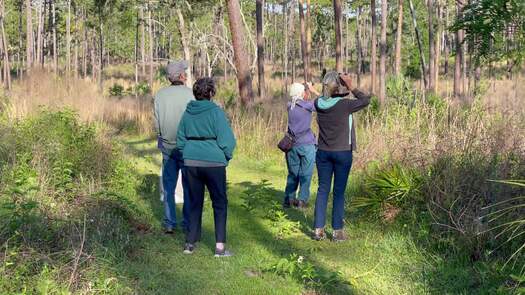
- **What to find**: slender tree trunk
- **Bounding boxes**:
[435,0,442,92]
[394,0,403,76]
[256,0,265,99]
[283,0,289,95]
[0,0,11,89]
[52,0,57,72]
[135,7,139,89]
[140,6,146,77]
[35,3,42,66]
[306,0,312,80]
[176,7,193,86]
[428,0,436,92]
[443,4,449,76]
[26,0,33,70]
[454,1,464,97]
[356,6,363,87]
[298,0,308,81]
[148,8,154,91]
[333,0,343,73]
[226,0,254,105]
[370,0,377,94]
[66,0,71,74]
[409,0,428,89]
[379,0,387,104]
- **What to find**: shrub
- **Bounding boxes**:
[351,164,422,221]
[0,109,145,293]
[109,83,125,97]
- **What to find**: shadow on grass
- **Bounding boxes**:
[233,181,355,294]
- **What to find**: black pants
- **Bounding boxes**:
[185,166,228,244]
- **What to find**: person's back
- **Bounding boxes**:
[154,85,194,152]
[153,60,194,234]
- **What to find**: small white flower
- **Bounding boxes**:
[298,256,304,263]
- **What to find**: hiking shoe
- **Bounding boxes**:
[183,243,195,254]
[291,199,299,207]
[164,227,174,235]
[283,199,291,208]
[297,200,308,209]
[313,228,326,241]
[214,248,233,257]
[332,230,348,242]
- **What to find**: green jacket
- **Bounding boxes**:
[176,100,236,166]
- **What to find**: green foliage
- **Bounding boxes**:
[0,109,145,293]
[352,164,422,220]
[265,254,350,293]
[482,180,525,273]
[453,0,525,66]
[241,180,299,239]
[135,82,151,96]
[109,83,125,97]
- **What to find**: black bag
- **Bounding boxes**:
[277,132,295,153]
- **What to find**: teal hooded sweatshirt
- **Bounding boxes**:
[176,100,236,166]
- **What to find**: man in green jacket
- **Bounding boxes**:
[176,78,236,257]
[154,60,194,234]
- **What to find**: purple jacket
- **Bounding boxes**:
[287,100,316,147]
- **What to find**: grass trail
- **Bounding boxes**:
[117,136,498,294]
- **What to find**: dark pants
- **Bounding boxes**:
[185,166,228,244]
[314,150,353,230]
[161,149,190,230]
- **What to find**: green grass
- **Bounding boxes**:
[115,136,511,295]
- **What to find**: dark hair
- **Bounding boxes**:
[192,77,216,100]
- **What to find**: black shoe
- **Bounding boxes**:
[283,199,291,208]
[165,227,174,235]
[183,243,195,254]
[291,199,299,207]
[214,248,233,257]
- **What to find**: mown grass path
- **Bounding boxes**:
[117,136,496,295]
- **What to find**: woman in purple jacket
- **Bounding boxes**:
[283,83,320,209]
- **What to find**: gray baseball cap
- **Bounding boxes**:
[166,60,189,80]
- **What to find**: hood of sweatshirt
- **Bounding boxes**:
[316,96,342,111]
[185,100,218,115]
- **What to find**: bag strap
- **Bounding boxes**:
[187,136,217,141]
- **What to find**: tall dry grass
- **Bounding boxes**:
[6,69,153,134]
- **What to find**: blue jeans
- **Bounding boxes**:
[313,150,353,230]
[161,148,190,230]
[284,144,316,203]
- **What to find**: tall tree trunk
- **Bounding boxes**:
[35,3,42,66]
[176,7,193,86]
[435,1,442,92]
[52,0,57,72]
[226,0,254,105]
[443,3,449,76]
[66,0,71,74]
[26,0,33,70]
[306,0,312,80]
[140,6,146,77]
[394,0,403,76]
[148,8,154,91]
[333,0,343,73]
[379,0,387,104]
[370,0,377,94]
[135,8,139,89]
[454,1,464,97]
[298,0,308,81]
[356,6,363,87]
[256,0,265,99]
[428,0,436,92]
[0,0,11,89]
[409,0,428,89]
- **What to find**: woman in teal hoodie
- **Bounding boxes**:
[176,77,236,257]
